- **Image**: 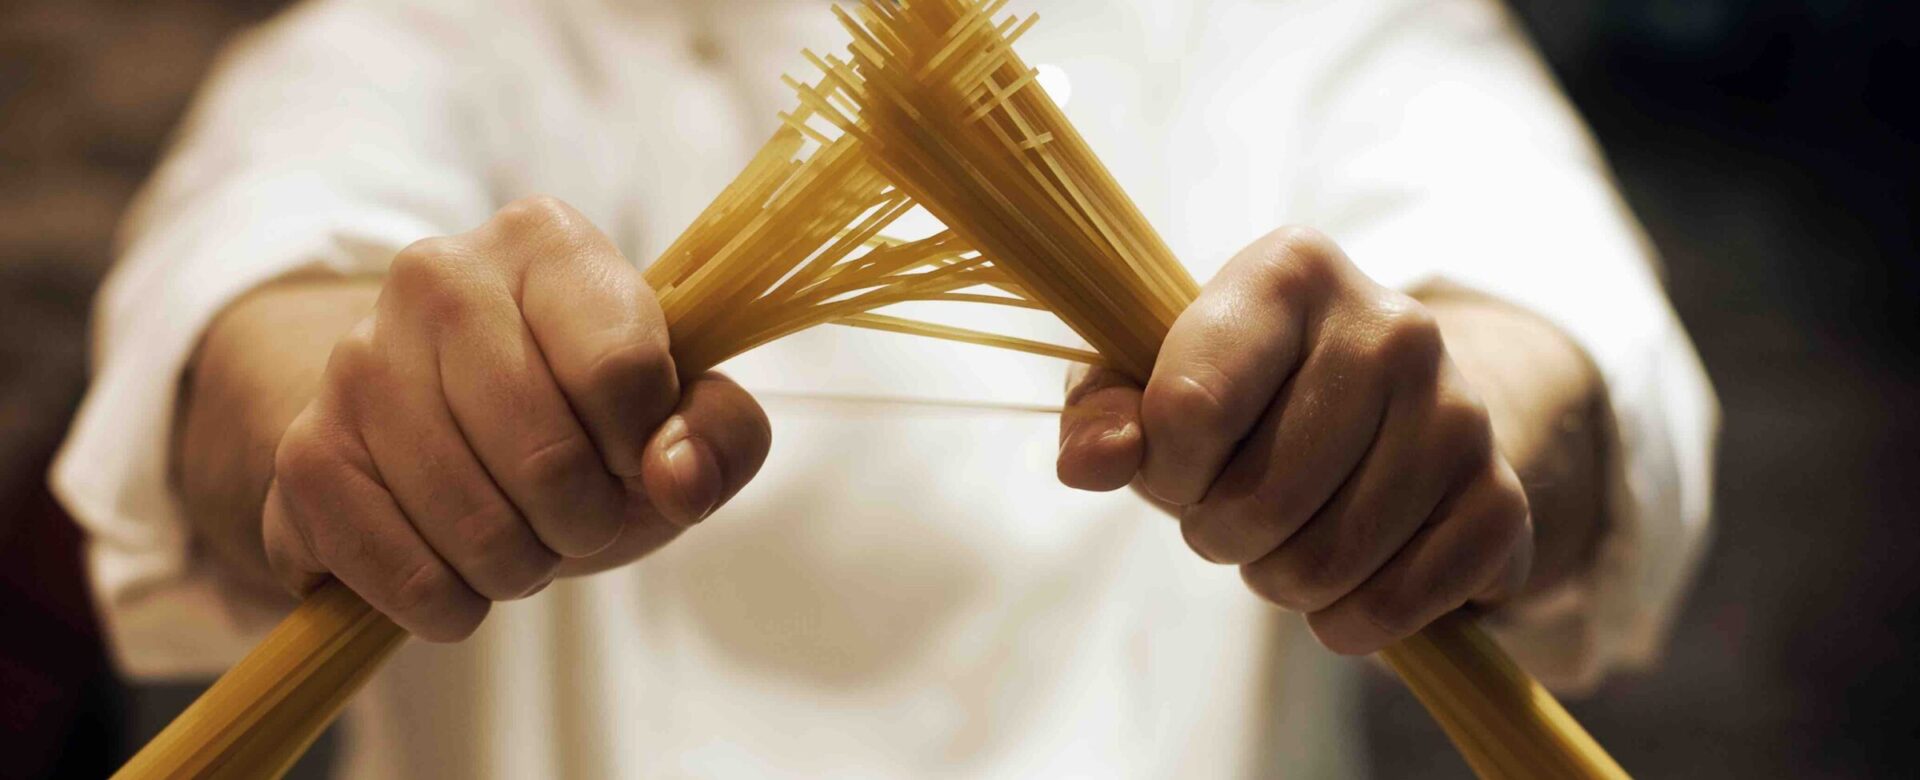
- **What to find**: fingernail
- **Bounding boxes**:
[662,421,721,524]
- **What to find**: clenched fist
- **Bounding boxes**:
[254,197,770,641]
[1058,227,1561,655]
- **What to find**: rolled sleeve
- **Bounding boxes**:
[1286,0,1720,688]
[50,0,493,678]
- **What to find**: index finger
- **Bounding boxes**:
[484,196,682,487]
[1138,227,1345,505]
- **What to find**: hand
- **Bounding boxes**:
[263,196,771,641]
[1057,227,1542,655]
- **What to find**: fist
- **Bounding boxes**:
[265,196,771,641]
[1058,227,1531,655]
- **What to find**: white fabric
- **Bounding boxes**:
[51,0,1718,775]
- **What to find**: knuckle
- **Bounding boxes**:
[1180,513,1239,565]
[1370,298,1444,377]
[1482,462,1533,525]
[1261,226,1346,297]
[1306,612,1369,656]
[451,502,524,552]
[1493,458,1530,501]
[585,339,679,404]
[1478,490,1532,550]
[1353,593,1424,641]
[1432,389,1495,460]
[478,558,560,603]
[262,534,311,592]
[513,433,625,555]
[1446,480,1530,562]
[1269,226,1342,267]
[1182,502,1281,565]
[1242,564,1308,611]
[261,492,325,592]
[1290,558,1346,610]
[1143,370,1236,442]
[1309,593,1425,657]
[323,325,380,381]
[471,552,557,602]
[1239,565,1286,606]
[321,330,393,413]
[390,237,470,286]
[389,238,485,320]
[1262,545,1347,612]
[453,508,559,601]
[492,195,579,242]
[388,560,454,614]
[393,235,466,267]
[273,421,347,498]
[518,432,603,492]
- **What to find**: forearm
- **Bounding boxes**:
[1416,287,1608,606]
[175,274,381,594]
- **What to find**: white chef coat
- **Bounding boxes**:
[51,0,1720,776]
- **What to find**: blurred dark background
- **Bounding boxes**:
[0,1,1913,777]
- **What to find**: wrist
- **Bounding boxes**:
[174,274,382,592]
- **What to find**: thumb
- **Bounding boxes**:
[639,371,772,527]
[1058,364,1146,492]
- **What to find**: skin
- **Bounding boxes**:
[1056,227,1607,654]
[178,201,1604,653]
[178,196,772,641]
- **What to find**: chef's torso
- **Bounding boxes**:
[331,1,1363,777]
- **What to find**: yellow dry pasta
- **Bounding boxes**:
[116,3,1631,778]
[791,2,1631,778]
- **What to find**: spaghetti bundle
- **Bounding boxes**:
[788,1,1631,778]
[642,117,1097,375]
[119,2,1631,778]
[115,92,1080,780]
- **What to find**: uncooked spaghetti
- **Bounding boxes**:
[787,1,1630,777]
[115,3,1631,779]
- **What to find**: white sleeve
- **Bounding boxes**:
[50,0,497,678]
[1281,0,1720,690]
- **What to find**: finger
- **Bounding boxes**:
[639,371,772,527]
[1471,459,1535,606]
[1238,317,1480,612]
[1140,227,1348,505]
[262,479,326,598]
[347,320,561,602]
[497,196,681,486]
[560,373,771,576]
[1306,461,1532,655]
[267,404,489,642]
[1058,364,1145,492]
[1178,342,1387,564]
[430,294,630,558]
